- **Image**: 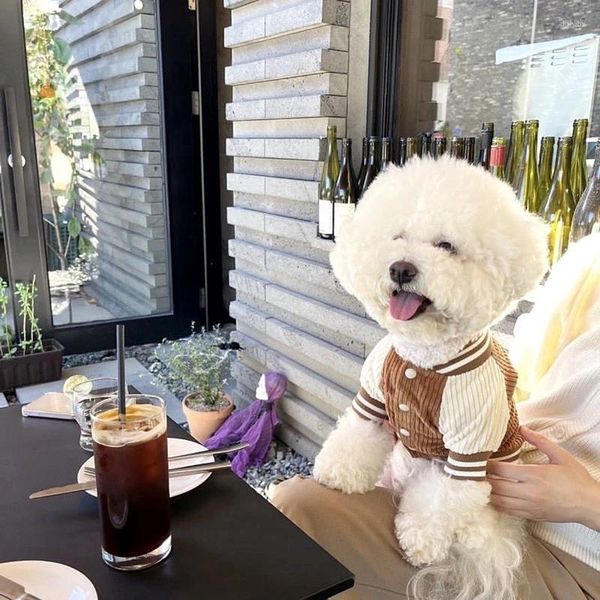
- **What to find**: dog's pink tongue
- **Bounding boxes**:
[389,292,424,321]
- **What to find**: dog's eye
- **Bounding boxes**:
[435,241,457,254]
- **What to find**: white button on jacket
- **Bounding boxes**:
[404,368,417,379]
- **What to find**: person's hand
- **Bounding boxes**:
[488,427,600,530]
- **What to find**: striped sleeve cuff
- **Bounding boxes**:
[351,388,387,423]
[444,451,491,481]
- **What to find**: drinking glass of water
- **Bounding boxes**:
[72,378,117,451]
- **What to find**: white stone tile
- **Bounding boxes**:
[227,206,266,231]
[234,157,322,180]
[227,172,266,195]
[233,116,346,138]
[226,138,266,157]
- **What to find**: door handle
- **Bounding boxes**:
[2,87,29,236]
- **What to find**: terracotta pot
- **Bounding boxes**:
[182,392,234,443]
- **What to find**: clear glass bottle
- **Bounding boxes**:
[449,136,465,159]
[357,136,369,192]
[381,137,392,170]
[360,137,380,197]
[571,141,600,242]
[540,137,575,267]
[404,137,418,162]
[318,125,340,240]
[333,138,359,239]
[432,135,447,159]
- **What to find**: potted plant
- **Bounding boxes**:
[152,325,237,443]
[0,275,64,390]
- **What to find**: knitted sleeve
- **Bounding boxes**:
[351,335,392,424]
[439,357,509,480]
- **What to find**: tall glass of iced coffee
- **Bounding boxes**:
[91,394,171,570]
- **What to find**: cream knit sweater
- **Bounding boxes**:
[511,234,600,570]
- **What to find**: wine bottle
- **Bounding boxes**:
[418,133,432,157]
[360,136,380,197]
[540,137,575,266]
[477,122,494,169]
[318,125,340,239]
[515,120,540,212]
[381,137,392,170]
[505,121,525,186]
[570,118,589,203]
[357,137,369,192]
[405,137,418,162]
[537,136,555,209]
[397,138,407,166]
[449,136,465,159]
[432,135,447,159]
[489,137,507,180]
[571,141,600,242]
[333,138,359,239]
[465,137,476,163]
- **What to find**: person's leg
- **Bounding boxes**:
[271,475,413,599]
[272,475,600,600]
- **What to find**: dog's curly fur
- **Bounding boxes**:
[313,156,548,599]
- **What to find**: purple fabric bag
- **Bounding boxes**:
[204,372,287,477]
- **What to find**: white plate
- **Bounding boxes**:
[0,561,97,600]
[77,437,214,499]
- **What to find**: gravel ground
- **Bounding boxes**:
[62,342,314,497]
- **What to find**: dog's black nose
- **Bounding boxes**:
[389,261,418,285]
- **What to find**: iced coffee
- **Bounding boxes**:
[91,395,171,570]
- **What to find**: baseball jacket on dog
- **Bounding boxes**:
[352,332,523,481]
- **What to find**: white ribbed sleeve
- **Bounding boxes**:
[439,359,509,455]
[360,335,393,403]
[518,325,600,570]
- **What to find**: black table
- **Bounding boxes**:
[0,405,354,599]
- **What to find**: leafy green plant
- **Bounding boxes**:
[152,324,235,411]
[0,278,14,358]
[7,276,44,357]
[24,7,99,271]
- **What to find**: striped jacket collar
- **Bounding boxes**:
[433,332,492,375]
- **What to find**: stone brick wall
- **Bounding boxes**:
[224,0,379,459]
[443,0,600,138]
[59,0,169,317]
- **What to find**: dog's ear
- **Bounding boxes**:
[505,211,549,300]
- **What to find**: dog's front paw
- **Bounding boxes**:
[313,452,377,494]
[395,511,453,566]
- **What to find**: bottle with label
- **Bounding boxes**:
[357,137,369,192]
[405,137,419,163]
[360,137,379,197]
[381,137,392,170]
[515,119,540,212]
[489,137,506,180]
[540,136,575,266]
[333,138,359,239]
[537,136,555,209]
[318,125,340,240]
[505,121,525,187]
[571,141,600,242]
[449,136,465,159]
[570,118,589,203]
[432,135,447,159]
[477,122,494,169]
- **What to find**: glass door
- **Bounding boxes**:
[0,0,219,352]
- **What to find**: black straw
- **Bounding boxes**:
[116,324,126,421]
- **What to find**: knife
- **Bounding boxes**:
[168,440,249,463]
[29,460,232,500]
[0,574,42,600]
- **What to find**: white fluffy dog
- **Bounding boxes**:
[313,156,548,600]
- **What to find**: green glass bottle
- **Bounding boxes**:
[505,121,525,187]
[449,136,465,159]
[357,136,369,192]
[570,118,589,203]
[538,136,555,210]
[515,120,540,212]
[477,122,494,169]
[405,137,418,162]
[360,136,380,197]
[571,141,600,242]
[489,137,507,180]
[318,125,340,239]
[333,138,359,239]
[540,137,575,267]
[464,137,476,163]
